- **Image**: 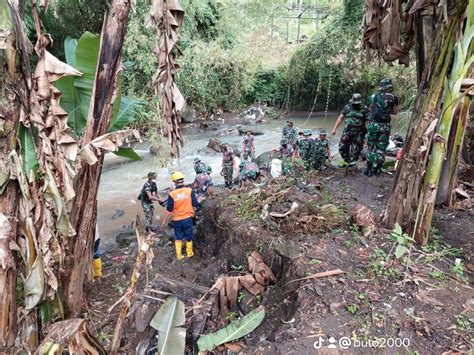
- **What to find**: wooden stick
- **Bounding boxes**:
[286,269,344,285]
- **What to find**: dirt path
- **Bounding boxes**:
[88,165,473,354]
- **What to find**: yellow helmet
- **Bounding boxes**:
[171,171,185,182]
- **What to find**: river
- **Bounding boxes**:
[97,111,408,247]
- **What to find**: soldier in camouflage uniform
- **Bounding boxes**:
[296,129,314,170]
[221,143,235,188]
[193,157,207,175]
[331,93,369,165]
[242,129,255,161]
[310,129,332,170]
[273,139,294,176]
[366,78,399,176]
[282,120,297,146]
[138,172,165,232]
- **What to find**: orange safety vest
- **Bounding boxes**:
[169,187,194,221]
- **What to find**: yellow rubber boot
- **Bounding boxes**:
[175,240,184,260]
[186,241,194,258]
[93,258,102,278]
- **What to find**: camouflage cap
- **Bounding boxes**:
[350,93,362,105]
[286,120,294,125]
[193,157,201,163]
[380,78,393,91]
[319,129,327,135]
[303,129,312,136]
[148,171,157,179]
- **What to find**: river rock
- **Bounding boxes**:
[255,151,273,169]
[207,138,241,156]
[181,108,197,123]
[112,209,125,220]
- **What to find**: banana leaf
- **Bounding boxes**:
[18,124,39,176]
[197,306,265,352]
[113,147,143,161]
[58,32,143,136]
[150,296,186,355]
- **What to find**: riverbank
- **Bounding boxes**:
[88,163,473,353]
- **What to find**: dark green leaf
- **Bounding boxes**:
[109,96,146,131]
[113,147,143,161]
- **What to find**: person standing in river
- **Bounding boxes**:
[138,172,165,232]
[242,129,255,162]
[221,142,235,188]
[296,129,314,171]
[282,120,297,146]
[310,129,332,170]
[366,78,400,177]
[331,93,369,166]
[193,157,207,175]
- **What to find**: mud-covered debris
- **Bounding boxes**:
[351,203,376,237]
[248,251,277,285]
[269,202,299,218]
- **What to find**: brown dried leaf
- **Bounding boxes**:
[225,277,239,308]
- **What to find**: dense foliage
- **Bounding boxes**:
[38,0,416,119]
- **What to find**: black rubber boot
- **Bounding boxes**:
[224,181,229,188]
[364,162,373,177]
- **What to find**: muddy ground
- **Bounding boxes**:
[88,164,473,354]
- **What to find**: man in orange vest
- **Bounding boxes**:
[165,171,201,260]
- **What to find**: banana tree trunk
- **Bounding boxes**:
[382,0,468,234]
[65,0,132,317]
[0,3,20,349]
[412,0,473,244]
[437,94,472,205]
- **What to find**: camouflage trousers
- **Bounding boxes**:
[339,130,364,163]
[141,201,154,229]
[367,121,391,166]
[242,149,254,161]
[282,157,293,176]
[222,163,233,184]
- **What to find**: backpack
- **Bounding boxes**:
[370,93,390,123]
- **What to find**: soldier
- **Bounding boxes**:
[221,142,235,188]
[282,120,297,146]
[331,93,369,165]
[193,166,213,197]
[273,139,295,176]
[238,160,260,184]
[366,78,400,176]
[193,157,207,175]
[310,129,332,170]
[242,129,255,161]
[138,172,165,232]
[297,129,314,170]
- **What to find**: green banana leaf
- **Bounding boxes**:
[56,75,85,137]
[197,306,266,352]
[73,32,100,121]
[58,32,143,137]
[19,124,39,176]
[113,147,143,161]
[150,296,186,355]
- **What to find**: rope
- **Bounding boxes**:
[301,68,322,127]
[324,68,332,120]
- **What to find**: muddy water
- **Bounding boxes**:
[97,111,407,247]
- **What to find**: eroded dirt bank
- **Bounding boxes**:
[89,165,473,354]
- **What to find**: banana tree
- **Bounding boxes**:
[0,0,134,352]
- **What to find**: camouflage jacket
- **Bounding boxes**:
[368,92,399,123]
[297,138,314,159]
[222,148,234,165]
[139,180,157,204]
[341,104,369,135]
[194,161,207,174]
[282,126,297,145]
